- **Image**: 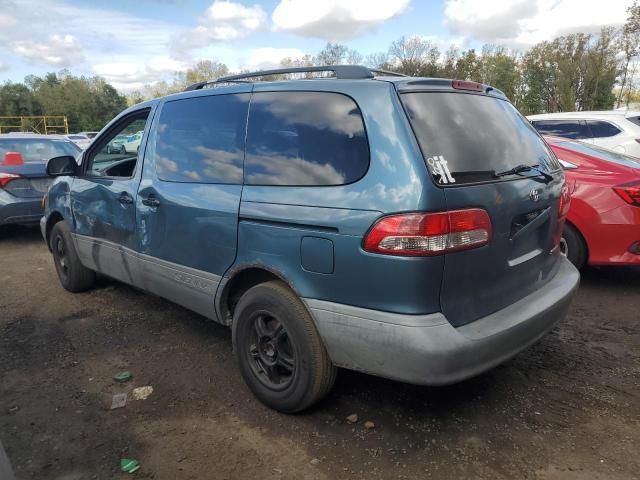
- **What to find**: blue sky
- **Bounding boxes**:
[0,0,633,91]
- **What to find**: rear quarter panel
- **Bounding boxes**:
[231,80,447,314]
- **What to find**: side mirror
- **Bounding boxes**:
[47,155,78,176]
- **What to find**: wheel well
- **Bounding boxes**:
[219,268,282,325]
[564,220,589,260]
[45,212,64,251]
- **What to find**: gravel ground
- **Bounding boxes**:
[1,225,639,480]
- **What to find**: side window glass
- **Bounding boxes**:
[154,93,249,184]
[586,120,621,138]
[534,120,589,139]
[245,91,369,186]
[86,112,149,178]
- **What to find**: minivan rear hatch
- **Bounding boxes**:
[400,85,566,327]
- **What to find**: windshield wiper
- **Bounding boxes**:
[494,164,553,183]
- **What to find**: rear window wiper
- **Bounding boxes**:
[494,164,553,183]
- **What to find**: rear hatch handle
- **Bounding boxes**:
[510,206,551,242]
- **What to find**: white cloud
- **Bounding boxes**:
[0,62,8,73]
[172,1,267,54]
[272,0,410,41]
[240,47,306,70]
[92,57,189,91]
[444,0,634,46]
[11,34,83,67]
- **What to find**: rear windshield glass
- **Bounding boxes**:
[401,92,559,185]
[557,140,640,168]
[628,116,640,127]
[0,138,80,163]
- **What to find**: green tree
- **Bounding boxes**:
[388,36,440,76]
[479,45,520,100]
[28,71,127,132]
[0,82,43,116]
[618,1,640,107]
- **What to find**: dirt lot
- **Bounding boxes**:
[1,225,639,480]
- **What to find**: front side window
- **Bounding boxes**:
[586,120,621,138]
[531,120,591,140]
[244,91,369,186]
[154,93,249,184]
[86,111,150,178]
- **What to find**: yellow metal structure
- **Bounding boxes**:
[0,116,69,135]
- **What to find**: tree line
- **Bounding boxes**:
[1,2,638,132]
[0,71,127,133]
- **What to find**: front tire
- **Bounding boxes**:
[234,281,336,413]
[50,222,96,292]
[561,223,587,269]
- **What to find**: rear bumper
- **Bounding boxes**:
[304,256,579,386]
[0,192,43,226]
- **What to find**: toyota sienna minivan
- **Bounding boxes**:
[41,65,580,412]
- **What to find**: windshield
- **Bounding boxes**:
[0,138,80,163]
[401,92,559,185]
[557,140,640,168]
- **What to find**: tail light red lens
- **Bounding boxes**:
[363,209,492,256]
[0,172,20,189]
[558,182,571,217]
[2,151,24,165]
[613,180,640,207]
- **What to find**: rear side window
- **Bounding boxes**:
[154,93,249,184]
[531,120,591,139]
[0,138,80,163]
[401,93,559,185]
[244,91,369,186]
[627,116,640,127]
[586,120,621,138]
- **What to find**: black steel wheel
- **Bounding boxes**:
[247,312,296,391]
[50,221,96,292]
[234,280,336,413]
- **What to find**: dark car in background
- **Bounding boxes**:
[0,134,80,226]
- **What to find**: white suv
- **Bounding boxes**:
[527,111,640,158]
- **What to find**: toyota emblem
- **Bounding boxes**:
[529,189,541,202]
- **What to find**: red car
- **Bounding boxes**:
[544,136,640,268]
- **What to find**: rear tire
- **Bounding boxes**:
[561,223,587,269]
[50,222,96,292]
[234,281,336,413]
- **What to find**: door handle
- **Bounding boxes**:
[141,194,160,208]
[117,192,134,205]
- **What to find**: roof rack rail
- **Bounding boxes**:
[183,65,407,91]
[369,69,408,77]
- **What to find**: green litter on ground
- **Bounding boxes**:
[120,458,140,473]
[113,371,132,383]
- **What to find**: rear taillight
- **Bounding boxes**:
[0,172,20,189]
[2,151,24,165]
[558,183,571,217]
[363,209,492,256]
[613,180,640,207]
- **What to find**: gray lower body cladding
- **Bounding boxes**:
[304,257,579,386]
